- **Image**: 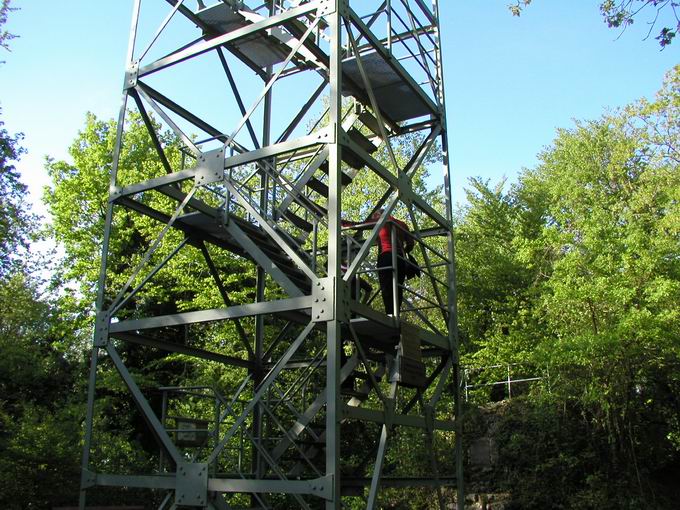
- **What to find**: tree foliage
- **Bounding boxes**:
[459,64,680,508]
[0,116,80,509]
[0,116,37,278]
[510,0,679,47]
[0,0,17,59]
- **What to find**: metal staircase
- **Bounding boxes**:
[79,1,462,509]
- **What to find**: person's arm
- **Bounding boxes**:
[342,211,381,230]
[404,235,415,253]
[395,219,415,252]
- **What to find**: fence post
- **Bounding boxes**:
[464,369,469,402]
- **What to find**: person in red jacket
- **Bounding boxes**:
[343,209,414,316]
[373,209,413,315]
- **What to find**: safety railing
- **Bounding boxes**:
[340,218,450,336]
[463,363,545,402]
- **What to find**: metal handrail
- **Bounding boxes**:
[463,363,545,401]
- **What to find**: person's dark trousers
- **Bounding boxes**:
[377,251,405,315]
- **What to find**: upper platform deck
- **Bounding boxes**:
[154,0,441,125]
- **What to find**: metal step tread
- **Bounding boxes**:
[291,193,327,217]
[348,127,379,154]
[282,209,314,233]
[358,111,387,139]
[319,161,354,184]
[306,176,329,197]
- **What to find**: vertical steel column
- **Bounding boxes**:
[431,0,464,507]
[326,1,343,508]
[79,2,141,509]
[387,0,393,51]
[390,224,399,318]
[253,5,275,485]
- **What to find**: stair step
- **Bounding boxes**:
[348,127,378,154]
[236,219,302,256]
[292,193,327,217]
[359,111,386,139]
[197,3,291,70]
[319,161,353,185]
[282,210,314,233]
[306,177,329,197]
[233,218,311,286]
[339,128,378,170]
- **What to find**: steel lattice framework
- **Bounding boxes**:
[79,1,463,508]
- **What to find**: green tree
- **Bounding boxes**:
[0,5,133,508]
[525,67,679,497]
[510,0,679,47]
[0,119,82,508]
[45,112,253,336]
[458,65,680,507]
[0,116,37,278]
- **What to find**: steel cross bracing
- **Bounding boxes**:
[79,0,463,508]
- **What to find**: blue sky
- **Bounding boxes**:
[0,1,677,213]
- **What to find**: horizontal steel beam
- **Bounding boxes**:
[417,226,450,238]
[341,404,456,431]
[223,132,329,169]
[85,472,175,490]
[111,168,197,200]
[208,475,332,500]
[85,472,340,498]
[110,296,313,333]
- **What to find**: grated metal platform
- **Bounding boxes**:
[342,51,435,122]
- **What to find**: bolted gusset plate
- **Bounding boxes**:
[176,462,209,507]
[312,277,334,322]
